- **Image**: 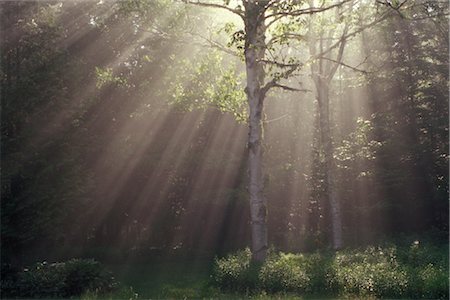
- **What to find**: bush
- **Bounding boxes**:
[419,263,449,299]
[64,259,118,295]
[330,247,408,298]
[399,241,449,299]
[259,253,311,293]
[1,259,118,298]
[213,243,448,298]
[16,262,68,298]
[398,240,448,268]
[213,248,259,292]
[213,250,324,294]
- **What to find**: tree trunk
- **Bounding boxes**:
[243,1,268,262]
[317,80,343,250]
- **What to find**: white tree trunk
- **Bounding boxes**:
[243,0,268,262]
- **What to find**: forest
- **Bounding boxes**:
[1,0,448,299]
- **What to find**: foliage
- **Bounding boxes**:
[213,243,448,298]
[1,259,118,298]
[213,248,259,292]
[95,67,127,89]
[259,253,311,293]
[335,118,382,170]
[330,247,408,298]
[1,1,94,263]
[398,240,449,299]
[170,51,247,122]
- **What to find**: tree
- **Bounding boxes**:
[307,3,349,249]
[183,0,351,261]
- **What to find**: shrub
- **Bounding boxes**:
[259,253,311,293]
[399,241,449,299]
[16,262,68,298]
[213,248,259,292]
[405,261,449,299]
[213,243,448,298]
[330,247,408,298]
[64,259,118,295]
[419,263,449,299]
[213,250,322,294]
[2,259,118,298]
[398,240,448,268]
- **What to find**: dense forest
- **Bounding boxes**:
[1,0,448,299]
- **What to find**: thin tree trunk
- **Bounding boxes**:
[317,80,343,249]
[243,1,268,262]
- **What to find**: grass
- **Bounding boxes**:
[107,259,215,299]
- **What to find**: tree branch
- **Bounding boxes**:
[190,32,241,57]
[261,64,301,96]
[326,23,349,81]
[271,83,311,92]
[311,8,392,61]
[182,0,244,18]
[320,57,369,74]
[266,32,306,46]
[260,59,301,68]
[264,113,289,124]
[266,0,351,19]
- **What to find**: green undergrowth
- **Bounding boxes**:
[213,241,449,299]
[0,258,133,299]
[2,241,447,299]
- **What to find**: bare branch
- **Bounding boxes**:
[190,32,241,57]
[182,0,244,18]
[261,64,301,96]
[311,8,392,61]
[326,23,349,81]
[260,59,302,69]
[320,57,369,74]
[266,0,351,19]
[271,83,311,92]
[264,113,290,124]
[266,15,284,29]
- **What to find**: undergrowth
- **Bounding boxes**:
[213,241,448,299]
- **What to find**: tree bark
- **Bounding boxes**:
[243,0,268,262]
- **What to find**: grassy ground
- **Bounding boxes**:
[108,259,215,299]
[107,260,330,299]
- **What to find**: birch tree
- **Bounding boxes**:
[184,0,350,262]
